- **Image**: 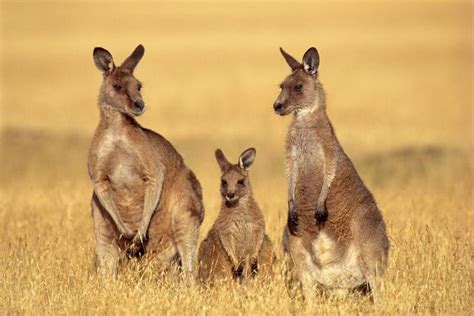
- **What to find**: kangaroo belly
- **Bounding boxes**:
[108,159,146,225]
[230,228,256,261]
[294,170,323,210]
[287,140,324,212]
[219,214,264,263]
[235,233,257,261]
[309,232,365,289]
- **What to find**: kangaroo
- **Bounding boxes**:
[89,45,204,277]
[273,47,389,299]
[198,148,274,282]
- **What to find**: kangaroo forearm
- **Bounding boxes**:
[319,178,330,203]
[289,171,303,212]
[140,178,163,234]
[318,146,337,205]
[288,189,295,211]
[288,169,297,206]
[94,188,133,237]
[252,234,265,261]
[220,236,238,267]
[318,171,335,206]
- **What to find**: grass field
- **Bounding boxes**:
[1,0,473,314]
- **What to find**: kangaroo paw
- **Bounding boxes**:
[315,201,328,223]
[233,264,244,278]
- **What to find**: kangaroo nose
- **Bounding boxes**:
[273,102,283,112]
[227,193,235,199]
[134,100,144,112]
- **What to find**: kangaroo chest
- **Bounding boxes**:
[286,128,325,209]
[108,149,144,190]
[219,211,264,260]
[100,133,145,188]
[94,131,148,220]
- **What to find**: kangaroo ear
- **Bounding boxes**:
[93,47,115,75]
[121,44,145,73]
[239,148,256,170]
[280,47,301,71]
[302,47,319,76]
[215,149,231,172]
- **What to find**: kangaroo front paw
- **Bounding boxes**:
[233,264,244,278]
[250,259,258,275]
[126,229,147,258]
[126,238,145,258]
[315,201,328,223]
[132,229,147,245]
[120,228,136,240]
[288,200,300,236]
[288,210,300,236]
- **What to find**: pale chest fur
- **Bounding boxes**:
[91,128,148,223]
[285,126,324,198]
[98,130,146,187]
[217,205,265,260]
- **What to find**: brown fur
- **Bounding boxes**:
[89,45,204,277]
[274,47,389,299]
[198,148,275,283]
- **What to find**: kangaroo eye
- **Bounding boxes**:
[221,179,227,186]
[294,84,303,92]
[113,84,122,92]
[237,179,245,186]
[138,84,142,91]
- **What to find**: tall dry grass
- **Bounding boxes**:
[1,0,472,314]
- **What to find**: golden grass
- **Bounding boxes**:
[1,0,472,314]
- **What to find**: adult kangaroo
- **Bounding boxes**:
[89,45,204,277]
[273,47,389,299]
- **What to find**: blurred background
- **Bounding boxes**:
[2,0,471,189]
[1,0,472,237]
[1,0,472,240]
[0,1,472,312]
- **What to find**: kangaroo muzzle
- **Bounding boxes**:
[273,101,284,113]
[133,100,144,113]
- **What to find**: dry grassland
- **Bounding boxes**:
[1,0,472,314]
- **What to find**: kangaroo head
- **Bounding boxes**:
[215,148,256,207]
[273,47,324,116]
[93,45,145,117]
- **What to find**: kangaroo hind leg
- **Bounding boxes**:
[171,194,201,273]
[91,194,122,279]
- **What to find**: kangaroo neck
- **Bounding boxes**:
[221,195,254,212]
[98,105,138,131]
[292,106,330,130]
